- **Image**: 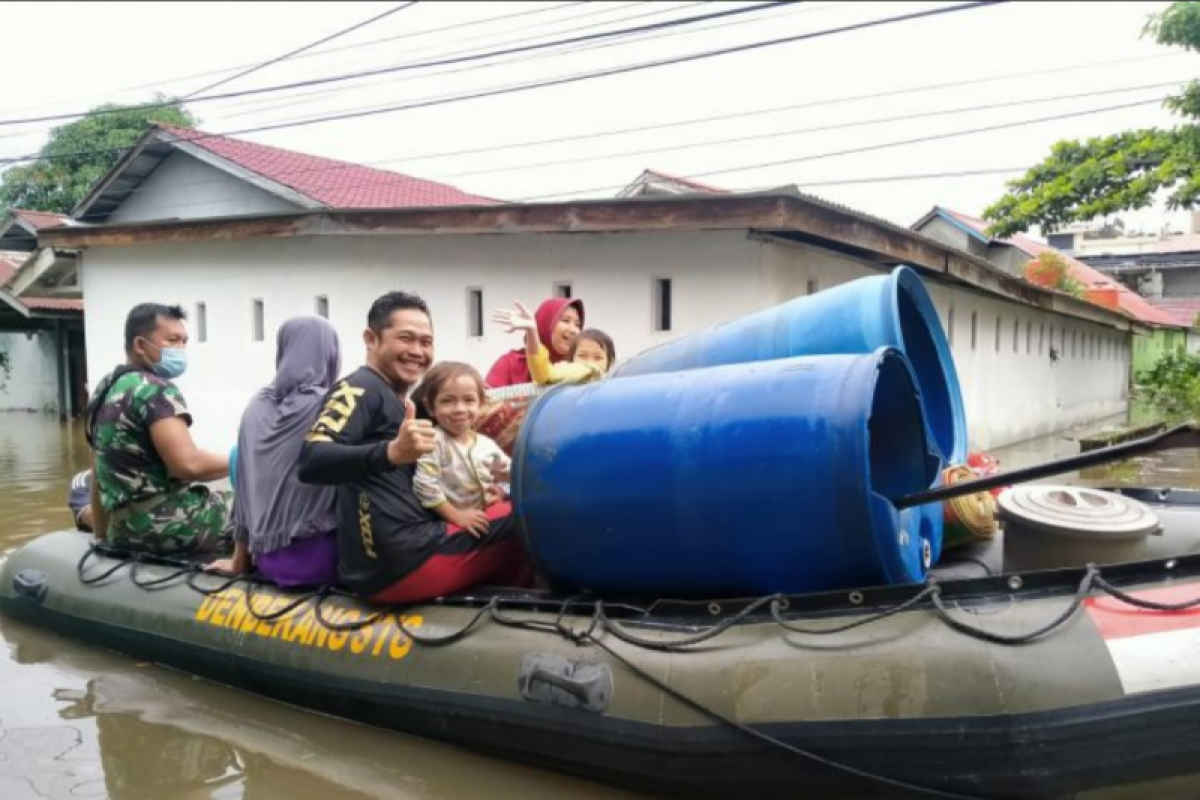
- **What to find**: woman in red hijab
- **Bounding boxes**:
[486,297,584,387]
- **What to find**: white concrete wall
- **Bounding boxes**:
[927,288,1129,449]
[80,230,1132,456]
[761,238,1130,450]
[0,331,59,413]
[107,152,300,224]
[81,231,766,454]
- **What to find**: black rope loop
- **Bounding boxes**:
[928,566,1098,646]
[76,543,130,585]
[769,585,938,635]
[393,596,499,646]
[242,580,316,623]
[311,589,389,632]
[1094,574,1200,611]
[128,558,194,590]
[596,593,780,652]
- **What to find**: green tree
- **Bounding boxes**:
[0,95,197,215]
[985,2,1200,238]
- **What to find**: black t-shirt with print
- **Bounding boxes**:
[297,366,446,595]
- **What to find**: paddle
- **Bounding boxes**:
[894,423,1200,510]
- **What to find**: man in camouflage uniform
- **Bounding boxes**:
[86,303,233,556]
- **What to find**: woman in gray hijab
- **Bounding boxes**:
[208,316,341,586]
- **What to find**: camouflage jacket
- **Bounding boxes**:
[88,367,192,513]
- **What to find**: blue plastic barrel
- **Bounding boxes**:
[514,348,941,597]
[614,266,966,465]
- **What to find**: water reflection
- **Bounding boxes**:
[1,614,642,800]
[0,417,641,800]
[65,687,246,800]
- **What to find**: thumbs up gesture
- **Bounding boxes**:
[387,399,436,466]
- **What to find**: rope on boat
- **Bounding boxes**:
[928,567,1098,647]
[73,543,1200,800]
[72,543,1185,652]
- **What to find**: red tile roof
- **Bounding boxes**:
[1146,296,1200,327]
[23,297,83,312]
[12,209,69,230]
[940,209,1184,327]
[154,124,498,209]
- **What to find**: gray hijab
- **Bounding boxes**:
[234,316,341,555]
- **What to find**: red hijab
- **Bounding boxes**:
[486,297,585,387]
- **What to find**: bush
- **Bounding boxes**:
[1137,349,1200,417]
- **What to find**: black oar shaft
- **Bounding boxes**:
[894,424,1200,509]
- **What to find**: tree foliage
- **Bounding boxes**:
[0,96,197,215]
[985,2,1200,237]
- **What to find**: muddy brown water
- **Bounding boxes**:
[0,416,642,800]
[2,411,1198,799]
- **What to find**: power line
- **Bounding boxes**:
[792,166,1032,187]
[180,2,420,99]
[439,81,1184,180]
[70,91,1171,221]
[367,52,1189,164]
[0,0,803,128]
[0,1,1009,168]
[29,66,1171,216]
[0,1,592,118]
[515,97,1165,201]
[208,1,711,121]
[214,0,830,130]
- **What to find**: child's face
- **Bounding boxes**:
[432,374,482,437]
[573,338,609,373]
[552,307,582,357]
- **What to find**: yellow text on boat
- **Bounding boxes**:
[193,587,422,660]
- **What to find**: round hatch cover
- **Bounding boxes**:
[997,485,1161,540]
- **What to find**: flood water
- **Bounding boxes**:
[0,415,642,800]
[3,410,1198,799]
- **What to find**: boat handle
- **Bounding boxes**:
[528,667,594,704]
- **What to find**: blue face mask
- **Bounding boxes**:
[142,339,188,379]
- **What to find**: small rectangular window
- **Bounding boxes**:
[467,287,484,338]
[316,295,329,318]
[653,277,673,332]
[554,282,572,299]
[995,316,1002,354]
[196,302,207,343]
[806,279,819,296]
[947,307,955,347]
[971,311,978,350]
[1013,319,1019,354]
[1026,321,1032,355]
[1039,323,1045,355]
[252,299,265,342]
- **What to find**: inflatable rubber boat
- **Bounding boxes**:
[5,484,1200,800]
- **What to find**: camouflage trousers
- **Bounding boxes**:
[107,485,234,557]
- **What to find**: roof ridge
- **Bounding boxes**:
[151,123,497,208]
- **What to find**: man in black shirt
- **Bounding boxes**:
[298,291,533,600]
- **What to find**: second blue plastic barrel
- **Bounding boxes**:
[613,266,966,465]
[514,348,941,597]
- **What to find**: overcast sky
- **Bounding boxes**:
[1,1,1191,236]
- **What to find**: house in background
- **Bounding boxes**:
[0,247,85,417]
[912,206,1189,377]
[32,125,1143,454]
[1060,221,1200,339]
[617,169,728,198]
